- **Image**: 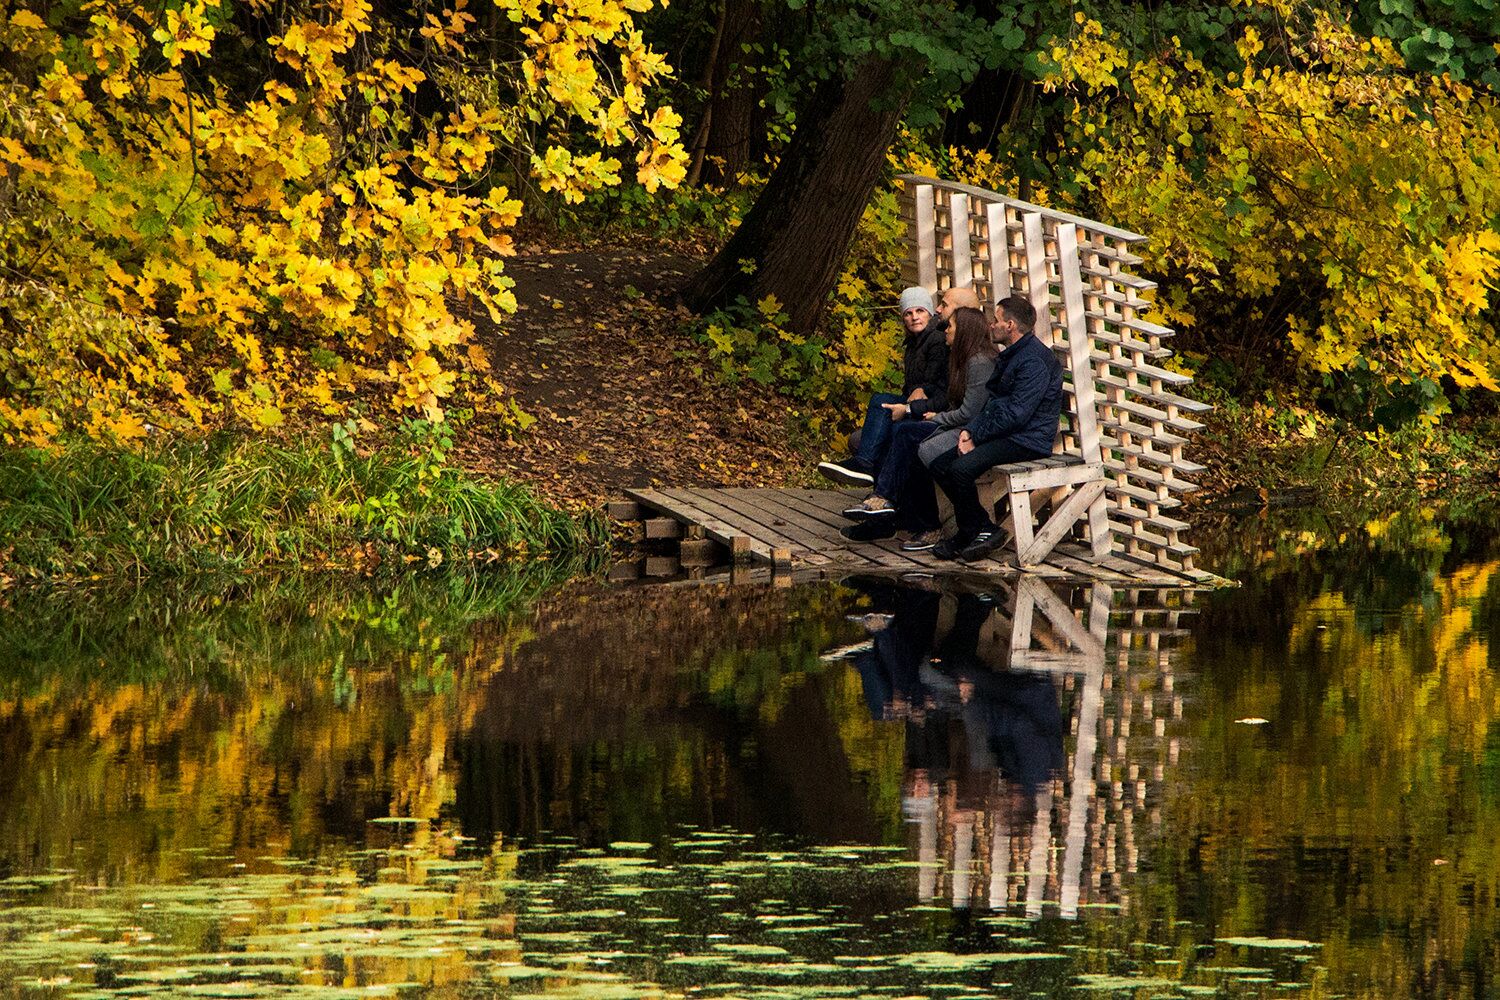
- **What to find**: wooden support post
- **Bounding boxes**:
[644,518,684,539]
[915,184,938,290]
[950,192,973,289]
[606,501,644,521]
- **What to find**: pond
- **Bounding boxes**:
[2,510,1498,999]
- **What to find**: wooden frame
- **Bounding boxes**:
[898,174,1211,574]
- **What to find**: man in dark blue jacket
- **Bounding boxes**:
[928,295,1062,561]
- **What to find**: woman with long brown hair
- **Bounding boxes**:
[843,306,998,523]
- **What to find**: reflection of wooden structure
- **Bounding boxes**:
[906,580,1189,918]
[898,175,1210,576]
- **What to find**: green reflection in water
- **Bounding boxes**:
[1,521,1499,998]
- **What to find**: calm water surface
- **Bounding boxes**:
[2,513,1498,998]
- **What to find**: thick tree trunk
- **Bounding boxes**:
[680,57,908,336]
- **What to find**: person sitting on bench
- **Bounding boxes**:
[925,295,1061,563]
[839,305,998,522]
[818,285,980,485]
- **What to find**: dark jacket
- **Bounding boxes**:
[965,331,1063,454]
[902,318,949,414]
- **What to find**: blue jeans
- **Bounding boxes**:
[874,420,941,501]
[853,393,903,470]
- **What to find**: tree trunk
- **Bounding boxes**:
[698,0,760,186]
[680,56,908,336]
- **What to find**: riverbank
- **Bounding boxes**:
[0,429,601,587]
[5,235,1495,588]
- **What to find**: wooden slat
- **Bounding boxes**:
[915,184,937,290]
[949,192,973,288]
[667,487,830,566]
[626,488,758,562]
[986,201,1011,302]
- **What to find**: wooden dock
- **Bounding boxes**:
[618,486,1227,588]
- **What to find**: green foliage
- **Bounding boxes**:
[1037,3,1500,427]
[564,179,758,238]
[1357,0,1500,85]
[0,429,601,584]
[693,184,908,420]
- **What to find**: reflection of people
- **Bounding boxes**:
[840,583,1068,912]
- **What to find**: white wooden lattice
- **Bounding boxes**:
[897,174,1212,574]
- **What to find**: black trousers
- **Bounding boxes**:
[926,438,1050,543]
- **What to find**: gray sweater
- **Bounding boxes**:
[928,354,998,429]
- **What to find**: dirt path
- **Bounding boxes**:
[454,237,821,510]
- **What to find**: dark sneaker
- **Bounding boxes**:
[840,520,897,543]
[930,536,964,561]
[900,530,941,552]
[843,495,897,520]
[958,528,1004,563]
[818,457,875,486]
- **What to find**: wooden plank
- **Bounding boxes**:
[717,488,877,562]
[606,500,643,521]
[678,538,723,565]
[606,561,642,582]
[1009,462,1104,492]
[986,202,1011,302]
[665,488,822,564]
[645,555,680,577]
[644,517,683,539]
[1021,213,1052,343]
[626,488,757,562]
[915,184,937,290]
[949,192,973,288]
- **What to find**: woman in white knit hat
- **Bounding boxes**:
[819,285,952,486]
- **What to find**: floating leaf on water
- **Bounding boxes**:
[1215,937,1321,950]
[894,951,1068,970]
[1074,973,1182,989]
[711,942,790,957]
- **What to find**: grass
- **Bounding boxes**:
[0,423,605,584]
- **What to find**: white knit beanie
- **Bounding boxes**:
[898,286,934,315]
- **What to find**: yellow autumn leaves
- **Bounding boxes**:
[0,0,687,447]
[1044,2,1500,412]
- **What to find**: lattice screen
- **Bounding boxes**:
[896,174,1211,574]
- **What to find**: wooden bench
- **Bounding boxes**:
[937,454,1109,567]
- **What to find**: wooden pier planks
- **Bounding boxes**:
[623,486,1219,587]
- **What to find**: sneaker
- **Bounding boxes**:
[818,457,875,486]
[840,520,897,543]
[841,494,876,517]
[958,528,1004,563]
[900,530,941,552]
[843,495,897,520]
[930,536,964,561]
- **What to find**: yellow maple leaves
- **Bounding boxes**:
[0,0,685,446]
[1044,3,1500,415]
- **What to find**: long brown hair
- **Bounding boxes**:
[946,307,997,407]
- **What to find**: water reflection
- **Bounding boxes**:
[842,579,1176,921]
[0,540,1497,998]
